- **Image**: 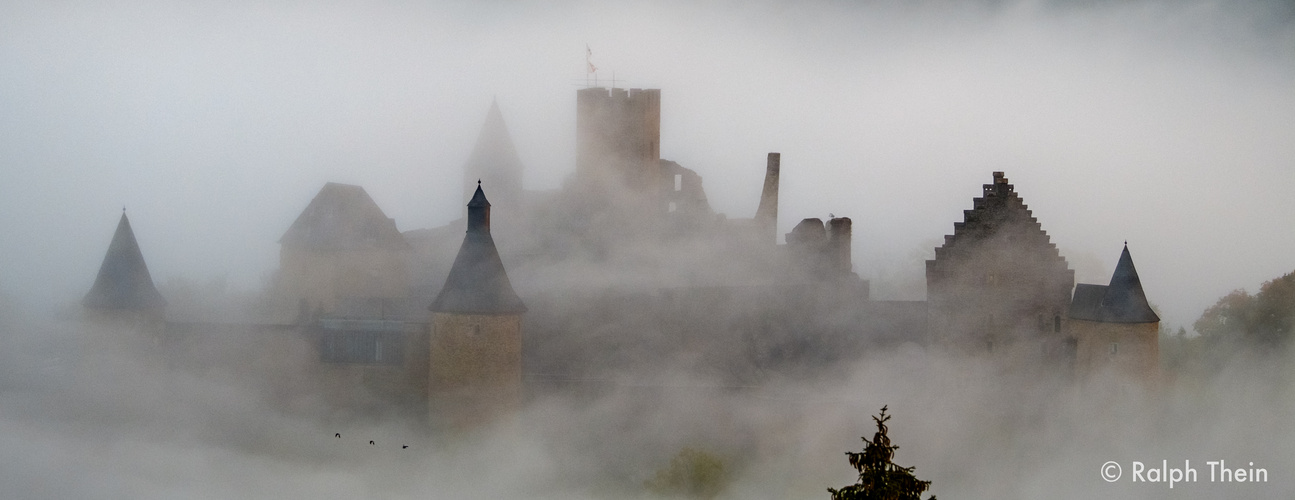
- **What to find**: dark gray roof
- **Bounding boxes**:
[279,183,410,251]
[1068,245,1159,323]
[429,186,526,314]
[1068,284,1108,321]
[83,213,166,310]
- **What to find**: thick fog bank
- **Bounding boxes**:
[2,306,1291,499]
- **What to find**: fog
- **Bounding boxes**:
[1,0,1292,326]
[2,0,1294,498]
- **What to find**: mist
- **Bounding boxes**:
[2,0,1294,498]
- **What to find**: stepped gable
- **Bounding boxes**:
[429,184,526,314]
[1069,245,1160,323]
[929,171,1068,268]
[83,212,166,310]
[279,182,410,251]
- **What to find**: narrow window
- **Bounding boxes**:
[668,201,677,212]
[674,174,682,191]
[1054,315,1062,333]
[1109,342,1118,354]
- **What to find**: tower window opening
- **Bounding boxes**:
[1054,315,1061,333]
[674,174,682,191]
[668,201,677,213]
[1109,342,1119,354]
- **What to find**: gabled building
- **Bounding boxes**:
[83,211,167,330]
[926,172,1075,355]
[276,182,412,316]
[1068,244,1160,381]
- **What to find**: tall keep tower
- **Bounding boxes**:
[575,87,662,202]
[427,183,527,429]
[926,172,1075,355]
[83,211,167,330]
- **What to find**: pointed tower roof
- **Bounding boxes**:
[83,212,166,310]
[463,99,524,207]
[279,182,410,251]
[1068,245,1159,323]
[429,184,526,314]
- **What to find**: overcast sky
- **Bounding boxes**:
[1,0,1292,328]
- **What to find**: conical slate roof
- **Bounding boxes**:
[83,212,166,310]
[429,185,526,314]
[1068,245,1159,323]
[463,99,523,207]
[279,182,410,251]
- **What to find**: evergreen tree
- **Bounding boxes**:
[828,406,935,500]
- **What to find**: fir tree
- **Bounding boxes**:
[828,406,935,500]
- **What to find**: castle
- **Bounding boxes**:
[81,86,1161,426]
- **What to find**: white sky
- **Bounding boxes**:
[1,0,1292,329]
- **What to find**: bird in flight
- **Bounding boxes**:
[402,445,408,449]
[335,433,341,438]
[370,440,375,446]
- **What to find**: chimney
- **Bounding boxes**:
[755,152,780,245]
[827,217,852,275]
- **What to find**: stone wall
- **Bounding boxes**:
[428,312,523,429]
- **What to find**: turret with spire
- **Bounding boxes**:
[83,210,167,330]
[427,183,526,429]
[1067,244,1161,382]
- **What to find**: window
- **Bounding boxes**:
[1054,315,1062,333]
[674,174,682,191]
[321,331,404,364]
[668,201,677,212]
[1109,342,1118,355]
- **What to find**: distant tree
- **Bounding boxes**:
[1194,271,1295,347]
[1193,289,1256,340]
[645,447,729,499]
[828,406,935,500]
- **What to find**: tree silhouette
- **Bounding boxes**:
[828,406,935,500]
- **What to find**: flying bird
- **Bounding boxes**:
[402,445,408,449]
[370,440,375,446]
[335,433,341,438]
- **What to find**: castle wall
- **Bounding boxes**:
[1070,319,1159,382]
[428,312,523,429]
[278,246,410,313]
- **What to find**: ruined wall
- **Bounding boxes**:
[428,312,523,429]
[1070,319,1159,383]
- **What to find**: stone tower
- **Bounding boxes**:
[462,99,524,217]
[1067,245,1160,381]
[575,87,662,203]
[83,210,167,331]
[926,172,1075,355]
[427,183,527,429]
